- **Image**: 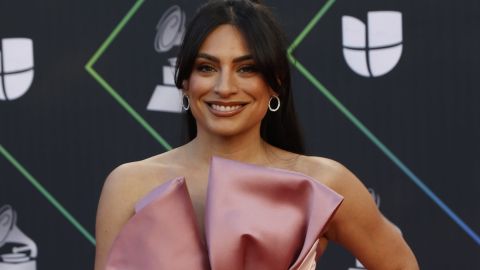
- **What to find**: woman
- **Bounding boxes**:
[95,1,419,269]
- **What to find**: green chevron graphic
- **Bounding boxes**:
[0,0,170,249]
[287,0,480,246]
[85,0,172,151]
[0,144,96,245]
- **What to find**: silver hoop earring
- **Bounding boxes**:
[268,96,280,112]
[182,94,190,111]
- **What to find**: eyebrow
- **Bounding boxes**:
[196,53,253,63]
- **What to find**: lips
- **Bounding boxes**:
[206,101,248,116]
[210,104,243,112]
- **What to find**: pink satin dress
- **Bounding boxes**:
[105,156,343,270]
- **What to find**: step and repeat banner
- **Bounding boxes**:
[1,0,479,269]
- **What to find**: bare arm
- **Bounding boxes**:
[324,162,419,269]
[94,164,140,270]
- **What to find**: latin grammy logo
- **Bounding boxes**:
[154,5,186,53]
[0,205,37,270]
[147,57,183,113]
[147,5,186,113]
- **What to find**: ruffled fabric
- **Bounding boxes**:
[106,157,343,270]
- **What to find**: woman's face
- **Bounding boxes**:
[183,24,274,138]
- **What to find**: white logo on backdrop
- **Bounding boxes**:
[0,38,34,101]
[349,259,366,270]
[342,11,403,77]
[0,205,37,270]
[147,5,186,113]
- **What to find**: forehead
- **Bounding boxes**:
[197,24,251,58]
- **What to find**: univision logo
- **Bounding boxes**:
[0,38,34,100]
[342,11,403,77]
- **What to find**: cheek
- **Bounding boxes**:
[243,80,272,102]
[187,76,213,97]
[186,77,212,120]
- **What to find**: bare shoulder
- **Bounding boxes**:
[297,155,419,268]
[296,155,376,225]
[267,146,358,193]
[103,155,172,202]
[103,146,188,201]
[296,155,359,194]
[94,148,183,270]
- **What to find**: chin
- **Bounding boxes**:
[206,126,244,137]
[200,121,258,138]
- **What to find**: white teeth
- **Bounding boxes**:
[211,104,242,112]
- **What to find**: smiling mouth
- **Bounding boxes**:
[206,102,248,115]
[210,104,243,112]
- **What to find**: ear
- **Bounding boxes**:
[182,80,189,91]
[268,87,277,96]
[269,77,282,96]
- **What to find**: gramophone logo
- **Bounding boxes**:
[0,205,37,270]
[342,11,403,77]
[0,38,34,101]
[147,5,186,113]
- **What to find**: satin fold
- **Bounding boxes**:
[106,177,209,270]
[105,157,343,270]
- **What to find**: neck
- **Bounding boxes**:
[186,127,271,167]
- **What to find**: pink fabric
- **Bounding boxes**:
[105,157,343,270]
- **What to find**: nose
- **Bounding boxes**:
[214,70,237,97]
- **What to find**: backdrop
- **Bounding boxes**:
[1,0,479,269]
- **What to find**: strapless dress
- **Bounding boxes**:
[105,156,343,270]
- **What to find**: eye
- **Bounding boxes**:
[196,64,216,73]
[238,64,258,74]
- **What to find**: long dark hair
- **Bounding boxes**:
[175,0,304,154]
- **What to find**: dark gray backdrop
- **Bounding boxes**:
[1,0,479,269]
